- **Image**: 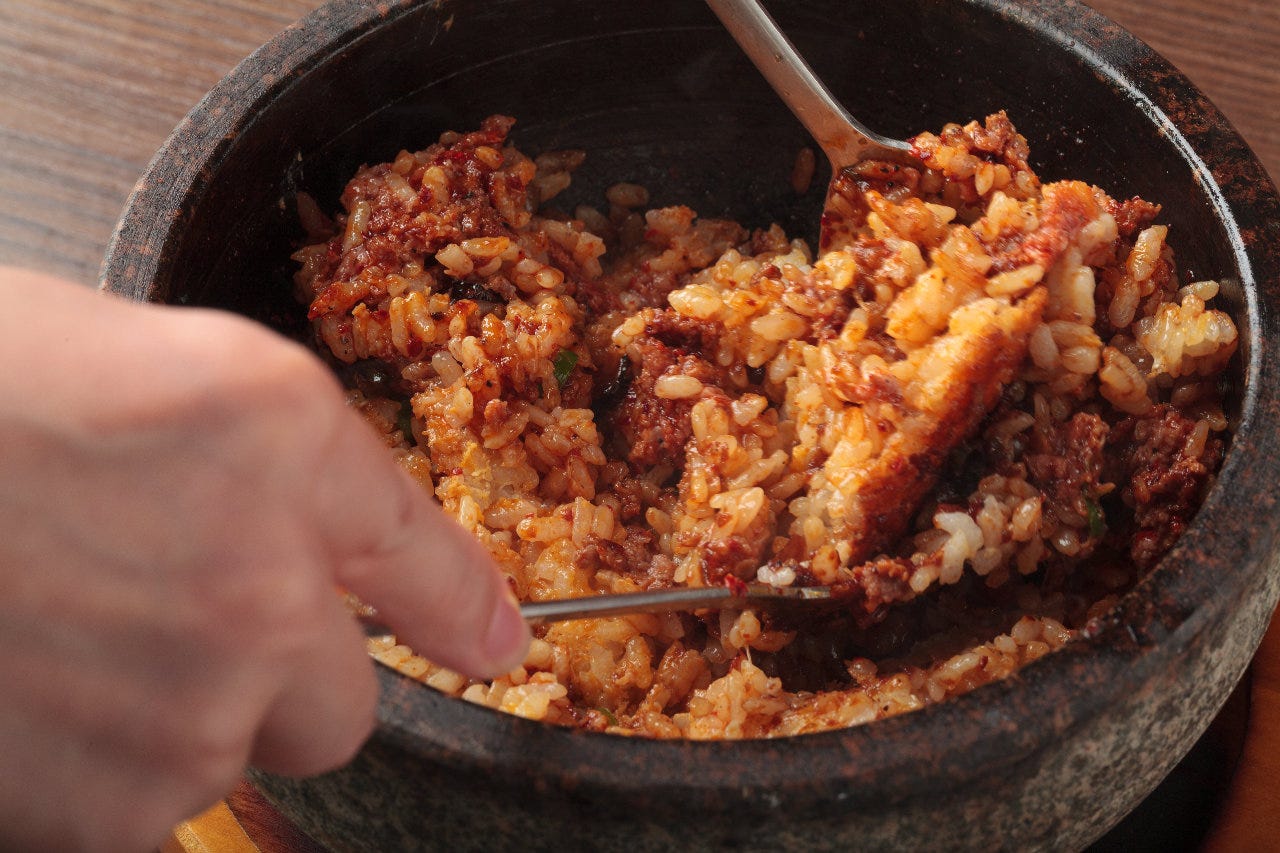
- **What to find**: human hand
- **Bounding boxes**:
[0,268,529,852]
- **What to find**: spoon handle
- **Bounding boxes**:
[360,585,836,638]
[520,584,833,626]
[705,0,910,166]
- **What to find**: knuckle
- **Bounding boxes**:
[181,311,339,420]
[186,556,331,664]
[181,716,255,796]
[128,701,252,827]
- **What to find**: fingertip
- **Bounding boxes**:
[333,475,530,680]
[385,569,530,680]
[478,589,531,678]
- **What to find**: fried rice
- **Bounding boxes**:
[294,113,1237,739]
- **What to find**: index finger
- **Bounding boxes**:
[311,406,530,680]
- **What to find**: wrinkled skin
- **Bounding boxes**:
[0,268,529,852]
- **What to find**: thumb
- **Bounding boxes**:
[315,405,530,679]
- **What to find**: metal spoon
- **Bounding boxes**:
[705,0,915,247]
[359,584,836,635]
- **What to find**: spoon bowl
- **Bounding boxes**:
[705,0,911,166]
[705,0,917,249]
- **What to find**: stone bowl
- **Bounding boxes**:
[101,0,1280,849]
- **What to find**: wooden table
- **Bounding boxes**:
[3,0,1277,850]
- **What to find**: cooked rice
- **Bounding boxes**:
[296,112,1236,738]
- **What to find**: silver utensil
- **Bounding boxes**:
[520,583,834,625]
[705,0,915,246]
[706,0,910,167]
[358,584,837,635]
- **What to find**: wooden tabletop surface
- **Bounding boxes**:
[3,0,1278,850]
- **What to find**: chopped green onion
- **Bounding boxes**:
[597,707,619,727]
[552,349,579,386]
[1085,498,1106,539]
[397,405,415,444]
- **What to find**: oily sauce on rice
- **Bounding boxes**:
[294,113,1237,738]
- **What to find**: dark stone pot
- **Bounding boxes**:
[101,0,1280,850]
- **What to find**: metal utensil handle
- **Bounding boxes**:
[705,0,910,165]
[520,586,739,625]
[519,584,833,626]
[361,586,834,635]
